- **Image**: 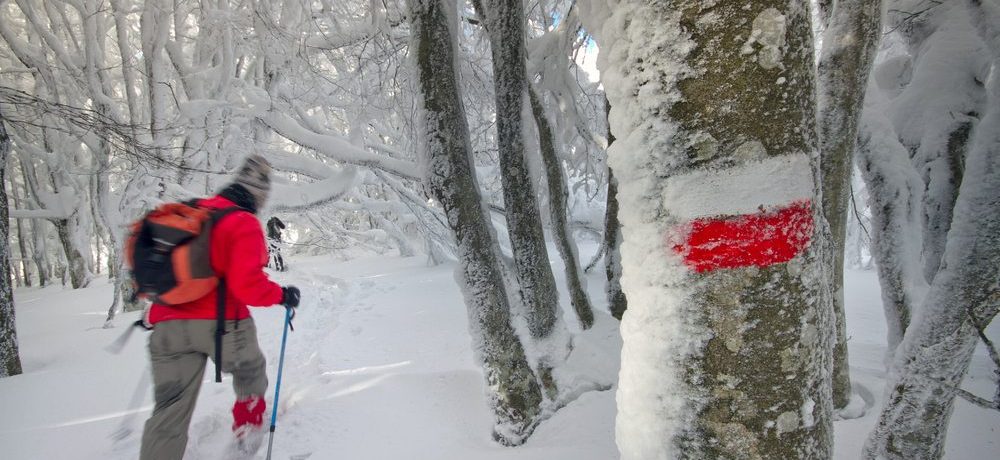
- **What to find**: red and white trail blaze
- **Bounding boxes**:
[664,153,815,273]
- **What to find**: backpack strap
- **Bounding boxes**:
[209,206,248,384]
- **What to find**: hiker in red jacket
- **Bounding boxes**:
[140,154,301,460]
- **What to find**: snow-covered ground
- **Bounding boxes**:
[1,246,997,459]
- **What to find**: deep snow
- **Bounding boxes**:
[0,246,997,459]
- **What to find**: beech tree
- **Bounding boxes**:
[408,0,543,445]
[861,0,1000,457]
[0,104,21,378]
[591,0,833,457]
[816,0,882,412]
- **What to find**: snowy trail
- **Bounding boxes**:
[172,253,617,460]
[1,255,998,459]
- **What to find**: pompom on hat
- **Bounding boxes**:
[223,154,272,212]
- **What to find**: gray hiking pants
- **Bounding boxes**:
[140,319,268,460]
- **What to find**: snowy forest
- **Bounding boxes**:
[0,0,998,459]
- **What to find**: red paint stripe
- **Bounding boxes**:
[670,200,814,273]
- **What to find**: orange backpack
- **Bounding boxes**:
[126,201,241,304]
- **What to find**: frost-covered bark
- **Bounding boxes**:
[863,69,1000,460]
[816,0,882,411]
[472,0,569,338]
[605,170,626,320]
[885,2,988,284]
[0,105,22,378]
[855,95,925,353]
[408,0,542,445]
[604,99,626,320]
[54,217,89,289]
[141,0,171,166]
[861,1,1000,456]
[599,1,832,457]
[10,174,32,287]
[856,0,987,360]
[528,86,596,329]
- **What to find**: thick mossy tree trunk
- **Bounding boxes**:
[0,106,23,378]
[528,87,595,330]
[602,1,832,458]
[472,0,569,336]
[408,0,542,445]
[816,0,882,411]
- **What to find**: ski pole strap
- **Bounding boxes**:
[214,278,226,383]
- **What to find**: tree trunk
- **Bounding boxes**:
[528,86,595,329]
[408,0,542,445]
[473,0,570,337]
[601,1,832,457]
[17,161,49,287]
[864,4,1000,456]
[816,0,882,412]
[863,81,1000,459]
[855,102,925,354]
[919,121,971,283]
[53,217,88,289]
[0,105,23,378]
[31,219,49,287]
[604,99,626,320]
[10,176,33,287]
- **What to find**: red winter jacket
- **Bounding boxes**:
[147,195,284,324]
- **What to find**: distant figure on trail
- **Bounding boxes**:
[266,216,287,272]
[138,154,301,459]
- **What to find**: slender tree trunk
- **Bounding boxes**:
[472,0,569,337]
[602,1,832,457]
[855,102,925,354]
[528,86,595,329]
[53,217,88,289]
[604,171,626,320]
[408,0,542,445]
[816,0,882,412]
[27,192,49,287]
[10,176,32,287]
[603,98,626,320]
[0,105,23,378]
[919,122,971,283]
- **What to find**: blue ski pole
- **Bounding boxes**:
[266,306,294,460]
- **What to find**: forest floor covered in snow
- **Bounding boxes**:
[1,244,998,459]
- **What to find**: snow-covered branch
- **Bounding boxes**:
[267,165,360,212]
[260,111,421,180]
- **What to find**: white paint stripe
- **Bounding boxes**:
[662,153,814,219]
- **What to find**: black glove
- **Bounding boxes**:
[281,286,301,308]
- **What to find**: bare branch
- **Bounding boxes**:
[0,86,222,176]
[957,389,1000,411]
